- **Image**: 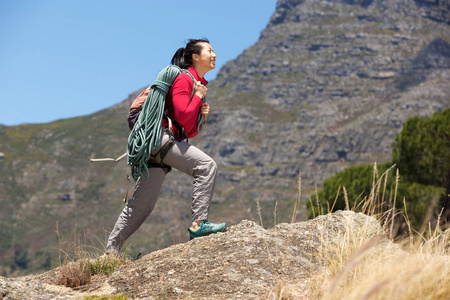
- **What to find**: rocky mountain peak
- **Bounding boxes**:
[206,0,450,187]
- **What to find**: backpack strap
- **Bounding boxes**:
[164,70,197,139]
[183,69,206,133]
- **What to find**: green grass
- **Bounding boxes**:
[89,255,123,276]
[83,293,128,300]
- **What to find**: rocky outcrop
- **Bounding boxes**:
[414,0,450,24]
[0,211,384,299]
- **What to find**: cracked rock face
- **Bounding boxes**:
[1,211,384,299]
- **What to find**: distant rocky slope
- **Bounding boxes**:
[0,211,384,299]
[0,0,449,276]
[204,0,450,188]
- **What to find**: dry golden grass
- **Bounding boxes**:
[309,228,449,300]
[58,258,91,287]
[275,165,450,300]
[55,221,126,287]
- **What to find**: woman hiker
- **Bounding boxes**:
[106,39,226,254]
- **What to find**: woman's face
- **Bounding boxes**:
[194,42,216,72]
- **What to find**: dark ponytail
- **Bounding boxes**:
[171,38,210,69]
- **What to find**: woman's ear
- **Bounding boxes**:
[192,53,199,63]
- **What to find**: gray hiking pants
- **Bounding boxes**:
[106,129,217,252]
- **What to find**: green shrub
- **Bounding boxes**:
[310,108,449,234]
[312,162,395,216]
[392,108,450,186]
[396,181,444,229]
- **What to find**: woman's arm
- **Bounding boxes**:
[171,74,205,128]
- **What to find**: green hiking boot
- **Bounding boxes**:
[188,221,227,240]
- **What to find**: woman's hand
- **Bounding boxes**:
[194,80,208,98]
[200,102,210,121]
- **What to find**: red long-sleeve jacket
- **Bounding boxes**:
[162,66,208,139]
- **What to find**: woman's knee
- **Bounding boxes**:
[194,157,217,177]
[205,157,217,176]
[209,158,217,173]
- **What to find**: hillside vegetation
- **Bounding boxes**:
[313,108,450,232]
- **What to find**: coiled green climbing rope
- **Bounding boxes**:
[127,65,204,181]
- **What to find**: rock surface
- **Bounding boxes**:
[0,211,384,299]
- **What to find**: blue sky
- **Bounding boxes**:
[0,0,276,126]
